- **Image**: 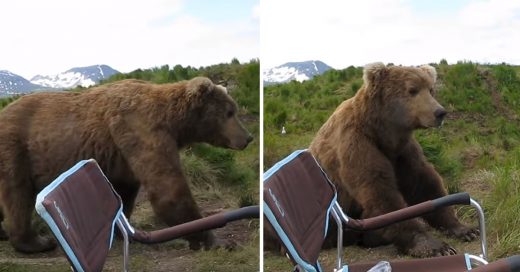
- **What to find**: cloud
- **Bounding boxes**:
[0,0,259,78]
[252,3,260,20]
[262,0,520,69]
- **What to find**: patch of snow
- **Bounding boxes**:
[313,61,318,72]
[263,66,309,83]
[98,65,104,78]
[80,78,96,87]
[31,71,98,89]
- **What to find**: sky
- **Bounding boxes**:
[262,0,520,70]
[0,0,259,79]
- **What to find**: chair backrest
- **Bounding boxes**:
[35,159,123,272]
[263,150,337,272]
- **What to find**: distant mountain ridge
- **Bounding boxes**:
[0,70,47,97]
[263,60,332,85]
[31,65,119,89]
[0,65,119,97]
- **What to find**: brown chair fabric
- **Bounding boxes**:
[36,159,122,272]
[264,150,336,269]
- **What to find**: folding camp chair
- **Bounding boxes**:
[263,149,520,272]
[35,159,259,272]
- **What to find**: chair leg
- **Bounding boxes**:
[331,208,343,271]
[117,219,130,272]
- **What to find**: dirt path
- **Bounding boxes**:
[0,188,258,272]
[478,68,518,121]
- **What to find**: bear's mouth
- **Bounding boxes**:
[230,138,253,150]
[416,120,441,129]
[434,114,446,128]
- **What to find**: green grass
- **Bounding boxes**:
[0,96,19,110]
[485,147,520,258]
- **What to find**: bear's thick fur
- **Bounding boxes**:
[309,63,477,257]
[0,77,253,253]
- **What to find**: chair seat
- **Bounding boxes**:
[264,150,337,271]
[35,159,123,272]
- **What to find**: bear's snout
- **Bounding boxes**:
[238,134,254,150]
[434,108,447,119]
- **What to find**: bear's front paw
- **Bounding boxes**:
[188,231,238,251]
[11,234,57,254]
[187,230,216,250]
[402,234,456,258]
[446,225,479,242]
[211,237,238,251]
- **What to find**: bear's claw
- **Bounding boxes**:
[446,225,479,242]
[403,234,456,258]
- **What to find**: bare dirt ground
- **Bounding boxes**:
[264,207,485,272]
[0,188,259,272]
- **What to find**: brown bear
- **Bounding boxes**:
[309,63,478,257]
[0,77,253,253]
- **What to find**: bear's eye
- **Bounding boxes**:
[226,110,234,118]
[409,88,419,96]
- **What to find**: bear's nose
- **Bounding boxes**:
[434,108,447,120]
[247,134,254,143]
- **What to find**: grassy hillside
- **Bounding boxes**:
[0,60,259,272]
[264,61,520,270]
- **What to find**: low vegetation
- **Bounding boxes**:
[264,61,520,270]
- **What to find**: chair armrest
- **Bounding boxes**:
[344,193,470,231]
[432,192,471,209]
[130,205,259,244]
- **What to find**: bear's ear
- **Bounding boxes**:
[186,77,214,97]
[363,62,387,86]
[419,65,437,84]
[215,84,229,94]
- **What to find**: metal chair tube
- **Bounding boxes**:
[470,198,487,260]
[116,219,130,272]
[331,207,344,271]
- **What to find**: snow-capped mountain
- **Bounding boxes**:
[263,60,332,85]
[31,65,119,89]
[0,70,47,97]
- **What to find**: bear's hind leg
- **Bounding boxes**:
[0,171,56,253]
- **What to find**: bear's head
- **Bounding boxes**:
[184,77,253,150]
[360,63,446,130]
